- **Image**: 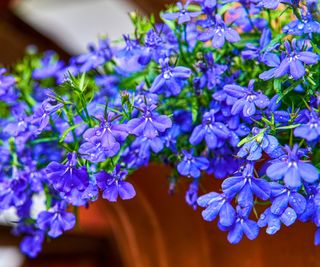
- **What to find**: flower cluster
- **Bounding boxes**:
[0,0,319,257]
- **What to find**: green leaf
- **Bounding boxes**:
[276,124,301,130]
[191,99,198,123]
[59,122,86,143]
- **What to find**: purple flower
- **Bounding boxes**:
[207,147,240,179]
[258,207,297,235]
[197,192,236,227]
[79,113,128,162]
[258,0,281,9]
[0,68,17,102]
[274,40,318,80]
[224,206,259,244]
[150,58,191,96]
[198,15,240,49]
[31,97,64,134]
[161,1,202,24]
[266,144,319,188]
[46,152,89,193]
[75,38,112,72]
[222,162,271,207]
[127,104,172,139]
[37,207,76,238]
[269,182,306,216]
[294,110,320,142]
[96,165,136,202]
[283,11,320,35]
[20,231,45,258]
[185,180,199,210]
[223,80,270,117]
[177,150,209,178]
[241,28,272,60]
[189,109,230,149]
[32,51,64,80]
[237,127,281,161]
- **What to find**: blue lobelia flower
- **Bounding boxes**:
[46,152,89,194]
[20,231,45,258]
[0,68,17,102]
[258,207,297,235]
[189,109,230,149]
[224,205,260,244]
[127,103,172,139]
[31,97,64,135]
[32,51,64,80]
[223,80,270,117]
[294,110,320,142]
[257,0,281,9]
[222,162,271,207]
[197,191,236,227]
[75,38,112,73]
[207,147,240,179]
[266,144,319,188]
[161,1,202,24]
[269,182,307,216]
[37,205,76,238]
[299,185,320,225]
[177,150,209,178]
[150,57,191,96]
[185,180,199,210]
[283,11,320,36]
[241,28,272,61]
[198,14,240,49]
[96,165,136,202]
[237,127,282,161]
[273,39,318,80]
[79,113,128,162]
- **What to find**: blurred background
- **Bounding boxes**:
[1,1,320,267]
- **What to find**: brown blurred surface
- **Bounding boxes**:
[0,10,69,66]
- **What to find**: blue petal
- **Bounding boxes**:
[202,202,223,221]
[238,183,254,207]
[242,219,259,240]
[251,178,271,200]
[227,222,243,244]
[289,192,306,214]
[266,215,281,235]
[271,193,289,215]
[219,202,236,227]
[298,162,319,184]
[280,207,297,226]
[118,181,136,200]
[222,176,245,198]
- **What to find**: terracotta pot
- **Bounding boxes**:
[78,164,320,267]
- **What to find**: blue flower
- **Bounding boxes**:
[150,58,191,96]
[258,207,297,235]
[37,206,76,238]
[177,150,209,178]
[79,113,128,162]
[274,39,318,80]
[224,205,259,244]
[269,182,306,216]
[198,14,240,49]
[258,0,281,9]
[75,38,112,72]
[237,127,281,161]
[46,152,89,194]
[222,162,271,207]
[96,165,136,202]
[283,11,320,35]
[197,191,236,227]
[185,180,199,210]
[32,51,64,80]
[161,1,202,24]
[223,80,270,117]
[190,109,230,149]
[20,231,45,258]
[266,144,319,188]
[294,110,320,142]
[127,104,172,139]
